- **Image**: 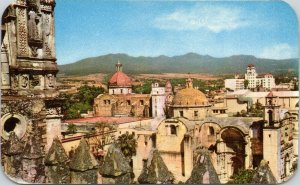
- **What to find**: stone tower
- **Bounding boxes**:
[151,82,166,118]
[1,0,61,152]
[263,91,295,182]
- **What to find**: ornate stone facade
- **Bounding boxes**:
[1,0,61,183]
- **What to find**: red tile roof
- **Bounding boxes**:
[109,71,132,87]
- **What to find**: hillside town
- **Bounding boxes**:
[1,0,299,184]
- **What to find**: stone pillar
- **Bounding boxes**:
[184,135,193,179]
[245,135,252,169]
[15,0,29,57]
[1,46,10,90]
[45,137,70,183]
[20,132,45,183]
[99,144,133,184]
[45,106,63,151]
[1,132,24,178]
[69,138,99,184]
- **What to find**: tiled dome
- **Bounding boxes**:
[109,71,132,87]
[172,78,208,106]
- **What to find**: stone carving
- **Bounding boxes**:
[30,75,40,87]
[20,74,29,88]
[11,75,19,89]
[41,0,56,12]
[17,0,26,6]
[41,0,56,5]
[17,8,28,56]
[28,10,39,41]
[46,107,61,115]
[46,74,55,88]
[28,10,42,57]
[43,13,52,57]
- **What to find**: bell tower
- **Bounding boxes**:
[264,91,280,126]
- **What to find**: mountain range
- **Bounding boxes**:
[58,53,298,76]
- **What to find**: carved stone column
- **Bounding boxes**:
[15,0,29,57]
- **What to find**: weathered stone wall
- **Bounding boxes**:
[94,94,151,117]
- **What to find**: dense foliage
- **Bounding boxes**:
[228,169,255,184]
[116,132,137,158]
[60,85,105,119]
[133,80,156,94]
[66,123,77,134]
[170,78,224,92]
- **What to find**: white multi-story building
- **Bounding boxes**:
[244,64,275,90]
[224,75,245,91]
[225,64,276,91]
[151,83,166,118]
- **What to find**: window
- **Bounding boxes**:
[220,110,225,114]
[208,126,214,135]
[170,125,177,135]
[213,110,218,113]
[140,100,144,105]
[121,89,123,94]
[112,90,115,94]
[104,100,107,104]
[107,100,111,104]
[127,100,131,105]
[179,111,184,117]
[194,111,198,117]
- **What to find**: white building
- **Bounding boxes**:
[244,64,275,90]
[225,64,276,91]
[224,75,245,91]
[151,83,166,118]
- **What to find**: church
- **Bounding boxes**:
[94,61,151,117]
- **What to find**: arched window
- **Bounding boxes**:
[268,110,273,126]
[208,126,214,135]
[170,125,177,135]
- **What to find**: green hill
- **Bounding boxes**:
[58,53,298,76]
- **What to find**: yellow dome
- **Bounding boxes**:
[172,78,209,106]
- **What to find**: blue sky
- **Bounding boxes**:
[55,0,299,65]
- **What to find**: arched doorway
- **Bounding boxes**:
[220,127,246,176]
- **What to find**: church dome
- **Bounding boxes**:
[109,71,132,87]
[108,61,132,87]
[172,78,208,106]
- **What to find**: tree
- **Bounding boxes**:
[244,80,249,89]
[116,132,137,158]
[67,123,77,134]
[228,169,255,184]
[59,85,105,119]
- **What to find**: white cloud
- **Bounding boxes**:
[259,44,298,59]
[153,5,250,33]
